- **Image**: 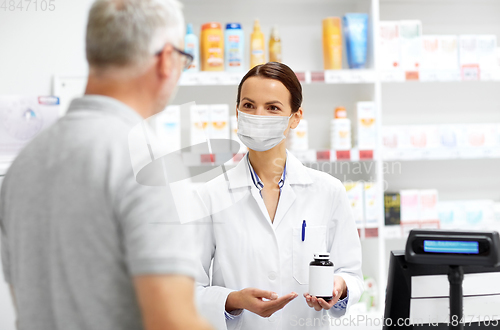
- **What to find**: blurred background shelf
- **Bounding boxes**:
[383,147,500,161]
[2,0,500,328]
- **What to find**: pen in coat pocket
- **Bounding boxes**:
[302,220,306,241]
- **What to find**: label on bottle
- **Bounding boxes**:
[227,34,242,67]
[185,42,197,70]
[269,42,282,62]
[309,265,334,298]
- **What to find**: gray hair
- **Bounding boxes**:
[86,0,184,70]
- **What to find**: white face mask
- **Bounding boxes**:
[237,109,293,152]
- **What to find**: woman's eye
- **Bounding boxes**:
[269,105,280,111]
[243,103,253,108]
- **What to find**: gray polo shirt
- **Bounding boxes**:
[0,95,197,330]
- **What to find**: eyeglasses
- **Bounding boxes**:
[155,44,194,71]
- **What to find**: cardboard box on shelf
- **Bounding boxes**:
[288,119,309,152]
[462,124,497,148]
[459,35,479,66]
[379,21,401,70]
[477,35,498,70]
[384,192,401,226]
[400,189,420,222]
[155,105,181,154]
[438,124,462,148]
[356,102,377,150]
[230,115,247,154]
[364,182,378,228]
[438,200,496,231]
[209,104,230,140]
[382,126,399,149]
[399,20,422,72]
[438,35,460,71]
[190,104,210,146]
[419,189,439,221]
[408,126,427,148]
[421,35,440,71]
[494,203,500,228]
[344,181,364,228]
[331,118,352,151]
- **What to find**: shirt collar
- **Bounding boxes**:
[226,150,313,190]
[246,153,287,196]
[66,95,143,125]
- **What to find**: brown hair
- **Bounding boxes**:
[236,62,303,113]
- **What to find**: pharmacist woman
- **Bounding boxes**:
[194,62,363,330]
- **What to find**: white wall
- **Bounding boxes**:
[0,0,94,96]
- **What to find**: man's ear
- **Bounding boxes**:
[290,107,303,129]
[157,44,174,78]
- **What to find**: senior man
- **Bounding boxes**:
[0,1,212,330]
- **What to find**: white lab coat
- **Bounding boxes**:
[194,151,363,330]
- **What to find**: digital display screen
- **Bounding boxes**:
[423,240,479,254]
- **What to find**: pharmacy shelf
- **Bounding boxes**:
[179,70,377,86]
[182,148,377,167]
[179,69,500,86]
[380,69,500,83]
[382,147,500,161]
[294,148,377,162]
[383,222,440,240]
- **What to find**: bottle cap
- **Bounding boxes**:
[186,23,194,35]
[226,23,242,30]
[254,19,261,30]
[314,253,330,260]
[202,22,222,30]
[271,25,279,39]
[334,106,347,119]
[323,17,341,28]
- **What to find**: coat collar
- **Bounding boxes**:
[226,150,313,190]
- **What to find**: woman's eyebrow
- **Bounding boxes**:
[241,97,283,106]
[265,100,283,106]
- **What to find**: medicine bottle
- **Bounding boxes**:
[309,253,334,301]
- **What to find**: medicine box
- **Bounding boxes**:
[209,104,230,140]
[356,102,377,150]
[400,189,420,222]
[344,181,364,228]
[363,182,378,228]
[384,193,401,226]
[190,104,209,146]
[379,21,401,70]
[155,105,181,154]
[399,20,422,72]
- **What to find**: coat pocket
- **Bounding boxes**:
[292,226,327,285]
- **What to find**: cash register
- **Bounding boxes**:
[384,230,500,330]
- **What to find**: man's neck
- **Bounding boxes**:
[85,74,155,119]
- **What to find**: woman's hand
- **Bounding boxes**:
[226,288,298,318]
[303,275,347,311]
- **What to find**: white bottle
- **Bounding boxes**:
[309,253,334,301]
[288,119,308,152]
[190,105,209,146]
[231,115,247,153]
[184,23,199,72]
[357,102,377,150]
[331,106,351,150]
